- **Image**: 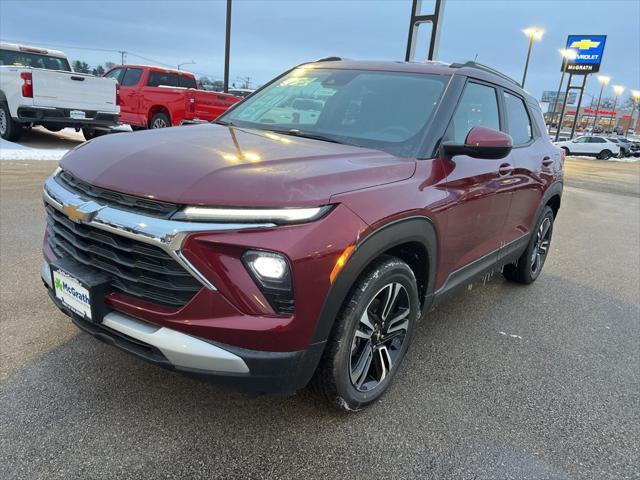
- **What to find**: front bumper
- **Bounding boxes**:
[17,106,119,128]
[41,261,322,394]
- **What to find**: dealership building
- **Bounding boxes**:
[544,103,640,134]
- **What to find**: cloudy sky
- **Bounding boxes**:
[1,0,638,104]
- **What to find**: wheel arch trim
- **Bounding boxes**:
[310,215,437,345]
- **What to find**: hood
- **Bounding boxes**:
[60,124,416,207]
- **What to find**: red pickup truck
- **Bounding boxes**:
[103,65,241,129]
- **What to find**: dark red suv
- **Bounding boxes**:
[42,59,563,410]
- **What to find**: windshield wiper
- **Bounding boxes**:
[271,129,343,144]
[214,119,234,126]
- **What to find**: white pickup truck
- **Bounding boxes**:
[0,42,119,141]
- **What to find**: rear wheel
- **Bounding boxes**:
[504,206,554,284]
[311,255,420,411]
[149,112,170,129]
[598,149,612,160]
[0,102,24,141]
[82,128,107,141]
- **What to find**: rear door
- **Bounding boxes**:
[442,81,513,273]
[500,91,548,244]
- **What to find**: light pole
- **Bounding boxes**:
[550,49,577,134]
[610,85,624,132]
[592,75,610,132]
[521,27,543,88]
[177,61,196,71]
[630,90,640,135]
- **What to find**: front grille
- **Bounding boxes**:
[46,205,202,307]
[56,170,179,218]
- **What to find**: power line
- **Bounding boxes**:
[0,37,224,80]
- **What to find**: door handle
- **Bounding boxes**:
[70,76,85,81]
[498,163,514,176]
[542,156,554,167]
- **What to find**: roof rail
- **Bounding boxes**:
[450,61,520,87]
[313,56,346,63]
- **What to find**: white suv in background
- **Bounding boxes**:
[554,135,621,160]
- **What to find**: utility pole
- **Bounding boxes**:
[118,51,127,65]
[223,0,232,93]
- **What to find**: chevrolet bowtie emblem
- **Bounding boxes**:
[62,201,102,224]
[569,39,600,50]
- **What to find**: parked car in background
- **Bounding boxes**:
[104,65,241,130]
[607,137,631,157]
[227,88,254,98]
[42,59,563,410]
[613,137,640,157]
[0,42,119,141]
[554,135,621,159]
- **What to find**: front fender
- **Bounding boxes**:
[310,216,437,345]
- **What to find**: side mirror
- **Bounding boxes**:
[442,126,513,160]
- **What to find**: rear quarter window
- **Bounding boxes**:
[179,75,197,89]
[147,71,180,87]
[503,91,533,145]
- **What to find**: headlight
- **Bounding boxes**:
[172,205,331,224]
[242,250,294,315]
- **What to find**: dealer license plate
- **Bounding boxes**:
[52,268,92,320]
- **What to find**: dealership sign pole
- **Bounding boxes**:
[405,0,446,61]
[555,35,606,141]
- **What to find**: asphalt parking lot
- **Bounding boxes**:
[1,156,638,479]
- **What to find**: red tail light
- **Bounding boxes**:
[20,72,33,98]
[187,93,196,114]
[116,84,123,106]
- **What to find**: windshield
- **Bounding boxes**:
[219,67,449,156]
[0,49,71,71]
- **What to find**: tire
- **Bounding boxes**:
[0,102,24,141]
[81,128,107,141]
[561,147,570,156]
[44,124,63,132]
[598,149,612,160]
[311,255,420,411]
[503,206,554,284]
[149,112,170,129]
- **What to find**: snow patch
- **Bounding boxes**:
[499,331,523,340]
[0,139,68,161]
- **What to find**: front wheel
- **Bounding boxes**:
[598,149,612,160]
[504,206,554,284]
[561,147,570,156]
[0,102,24,141]
[311,255,420,411]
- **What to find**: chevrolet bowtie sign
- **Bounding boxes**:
[564,35,607,73]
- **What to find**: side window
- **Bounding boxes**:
[451,82,500,143]
[588,137,606,143]
[121,68,143,87]
[179,75,197,89]
[503,91,533,145]
[147,71,180,87]
[105,68,124,83]
[574,137,588,143]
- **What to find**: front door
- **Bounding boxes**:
[118,67,144,126]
